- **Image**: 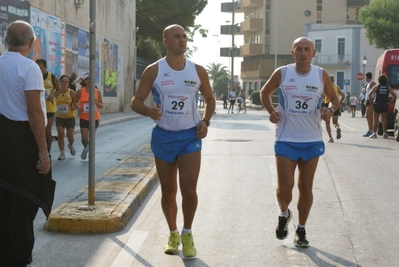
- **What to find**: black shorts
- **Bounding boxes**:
[80,119,100,129]
[46,112,55,118]
[230,99,236,105]
[373,103,388,113]
[56,117,76,129]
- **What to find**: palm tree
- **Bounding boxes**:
[206,62,230,97]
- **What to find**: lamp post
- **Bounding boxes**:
[361,55,367,88]
[213,34,219,64]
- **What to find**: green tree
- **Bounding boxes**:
[205,62,230,97]
[136,0,208,57]
[136,36,162,62]
[359,0,399,49]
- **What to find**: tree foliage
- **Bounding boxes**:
[359,0,399,49]
[136,0,208,58]
[136,36,162,63]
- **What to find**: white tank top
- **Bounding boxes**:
[276,64,324,142]
[152,58,201,131]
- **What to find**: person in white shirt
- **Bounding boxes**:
[349,92,358,117]
[260,36,339,247]
[130,24,215,259]
[0,20,54,267]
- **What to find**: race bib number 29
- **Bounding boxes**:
[164,94,191,116]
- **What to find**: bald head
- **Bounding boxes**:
[292,37,314,49]
[6,20,35,49]
[163,24,185,39]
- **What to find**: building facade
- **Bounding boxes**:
[220,0,374,94]
[0,0,137,113]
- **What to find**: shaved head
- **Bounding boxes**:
[292,37,314,49]
[163,24,185,39]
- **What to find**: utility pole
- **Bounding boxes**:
[88,0,96,206]
[230,0,235,91]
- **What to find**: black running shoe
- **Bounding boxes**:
[275,209,291,240]
[294,228,309,247]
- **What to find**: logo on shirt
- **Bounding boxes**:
[285,85,297,90]
[305,85,318,92]
[184,80,197,87]
[167,95,188,101]
[161,80,174,86]
[289,78,296,82]
[163,72,170,77]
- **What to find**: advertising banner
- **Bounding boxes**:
[0,0,30,54]
[30,8,61,77]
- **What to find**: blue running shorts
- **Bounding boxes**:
[275,141,325,161]
[151,126,202,163]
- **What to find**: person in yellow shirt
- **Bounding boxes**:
[36,59,61,154]
[322,75,346,143]
[55,75,76,160]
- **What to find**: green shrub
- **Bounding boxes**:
[251,90,262,106]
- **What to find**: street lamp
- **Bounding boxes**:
[361,55,367,88]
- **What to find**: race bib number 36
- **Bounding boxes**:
[287,95,315,115]
[164,94,191,116]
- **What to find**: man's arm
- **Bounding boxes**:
[260,68,281,123]
[130,63,162,121]
[196,64,215,121]
[388,86,397,104]
[369,85,377,102]
[25,90,51,174]
[338,87,346,104]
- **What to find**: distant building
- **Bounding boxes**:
[220,0,377,94]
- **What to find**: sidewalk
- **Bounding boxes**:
[46,111,158,234]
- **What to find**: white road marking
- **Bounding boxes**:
[110,230,148,267]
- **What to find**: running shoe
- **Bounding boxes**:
[383,133,388,139]
[276,209,291,240]
[181,232,196,259]
[81,147,89,159]
[328,138,334,143]
[336,128,341,139]
[369,133,377,139]
[58,152,65,160]
[164,232,180,255]
[294,228,309,247]
[363,131,372,137]
[68,144,76,156]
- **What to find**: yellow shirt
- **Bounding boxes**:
[324,85,339,103]
[44,72,56,113]
[55,88,75,118]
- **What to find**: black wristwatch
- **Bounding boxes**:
[202,119,210,126]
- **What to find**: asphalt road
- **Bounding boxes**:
[31,104,399,267]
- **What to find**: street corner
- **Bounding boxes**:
[45,143,159,234]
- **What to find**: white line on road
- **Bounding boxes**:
[110,230,148,267]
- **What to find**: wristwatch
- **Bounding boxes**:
[202,119,210,126]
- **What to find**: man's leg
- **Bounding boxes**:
[177,151,201,230]
[275,156,296,213]
[296,157,319,225]
[325,119,332,140]
[154,157,178,231]
[45,116,54,152]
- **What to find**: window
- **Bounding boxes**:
[337,38,345,62]
[315,39,322,54]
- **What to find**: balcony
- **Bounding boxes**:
[313,55,351,66]
[347,0,370,7]
[239,18,263,33]
[239,43,263,57]
[220,47,240,58]
[238,0,263,9]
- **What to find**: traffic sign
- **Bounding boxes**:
[356,72,364,81]
[344,79,350,85]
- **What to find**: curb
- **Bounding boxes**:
[45,143,158,234]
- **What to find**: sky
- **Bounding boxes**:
[189,0,243,77]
